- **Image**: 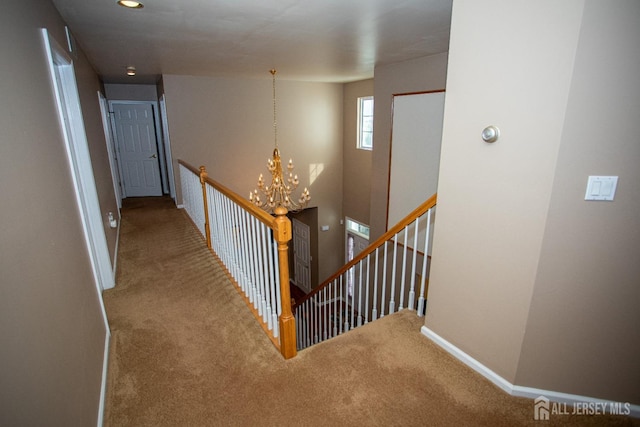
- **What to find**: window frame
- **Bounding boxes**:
[356,96,374,150]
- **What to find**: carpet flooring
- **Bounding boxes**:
[103,196,637,426]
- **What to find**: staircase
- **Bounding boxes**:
[293,195,436,350]
[179,160,436,357]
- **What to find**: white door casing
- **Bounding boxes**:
[159,95,176,199]
[43,29,113,427]
[41,29,114,297]
[111,103,163,197]
[292,218,311,293]
[98,92,122,209]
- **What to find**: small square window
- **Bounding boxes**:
[357,96,374,150]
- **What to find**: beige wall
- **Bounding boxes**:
[426,0,639,404]
[515,0,640,403]
[76,53,121,263]
[343,79,374,226]
[104,83,159,101]
[369,53,448,240]
[162,74,344,282]
[0,0,112,424]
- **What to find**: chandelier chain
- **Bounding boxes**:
[271,69,278,149]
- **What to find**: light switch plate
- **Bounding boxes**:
[585,176,618,201]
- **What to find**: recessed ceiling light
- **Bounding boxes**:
[117,0,144,9]
[126,66,136,76]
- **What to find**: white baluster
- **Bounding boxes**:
[314,295,319,344]
[381,242,388,318]
[242,211,253,301]
[259,223,270,325]
[323,287,328,341]
[297,302,302,349]
[231,202,241,282]
[252,218,261,309]
[350,266,356,330]
[307,296,312,345]
[372,248,379,321]
[408,217,420,310]
[237,205,246,282]
[364,254,370,325]
[331,281,337,337]
[266,231,276,331]
[272,235,281,339]
[357,261,363,327]
[399,226,409,310]
[342,275,349,332]
[389,234,398,315]
[417,209,432,317]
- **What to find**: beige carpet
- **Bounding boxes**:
[103,197,637,426]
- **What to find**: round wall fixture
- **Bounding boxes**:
[481,125,500,143]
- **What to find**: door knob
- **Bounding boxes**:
[149,154,157,159]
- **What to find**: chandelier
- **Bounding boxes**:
[249,69,310,213]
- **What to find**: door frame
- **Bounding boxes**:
[344,217,370,298]
[41,29,114,295]
[344,217,370,263]
[107,100,171,199]
[42,29,113,426]
[159,94,176,199]
[292,218,312,293]
[98,92,123,209]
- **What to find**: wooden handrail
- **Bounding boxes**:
[293,193,437,308]
[178,159,276,228]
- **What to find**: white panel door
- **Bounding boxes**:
[112,103,162,197]
[292,218,311,293]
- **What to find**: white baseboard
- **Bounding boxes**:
[177,204,185,209]
[421,326,639,418]
[97,331,111,427]
[110,218,121,286]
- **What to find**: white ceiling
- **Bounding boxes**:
[51,0,452,84]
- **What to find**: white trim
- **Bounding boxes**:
[111,214,121,279]
[159,94,176,199]
[41,28,114,297]
[421,326,639,418]
[177,204,185,209]
[96,331,111,427]
[42,28,113,426]
[97,92,122,209]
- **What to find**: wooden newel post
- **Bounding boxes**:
[274,206,297,359]
[199,166,212,249]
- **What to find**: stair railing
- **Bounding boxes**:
[178,160,297,359]
[293,194,437,351]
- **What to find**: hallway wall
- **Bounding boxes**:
[426,0,639,405]
[0,0,112,424]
